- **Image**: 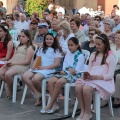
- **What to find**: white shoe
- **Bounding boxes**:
[47,106,59,114]
[40,109,50,114]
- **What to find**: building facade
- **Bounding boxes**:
[54,0,120,15]
[1,0,120,15]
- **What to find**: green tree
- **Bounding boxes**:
[26,0,50,17]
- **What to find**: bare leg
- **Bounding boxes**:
[4,69,18,96]
[0,65,8,80]
[32,73,45,105]
[82,85,95,120]
[47,77,59,107]
[45,78,67,110]
[32,73,45,93]
[22,71,39,95]
[75,84,85,119]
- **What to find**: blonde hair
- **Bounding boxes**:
[59,21,70,33]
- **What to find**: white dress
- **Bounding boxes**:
[30,47,61,78]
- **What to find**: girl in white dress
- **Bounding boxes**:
[40,37,85,114]
[22,33,62,106]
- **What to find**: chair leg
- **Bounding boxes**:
[72,98,78,118]
[21,84,28,104]
[42,79,47,109]
[64,83,70,115]
[70,87,75,105]
[108,97,114,117]
[95,92,100,120]
[12,75,18,103]
[0,81,4,97]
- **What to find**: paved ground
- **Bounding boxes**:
[0,88,120,120]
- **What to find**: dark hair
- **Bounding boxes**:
[45,19,51,29]
[94,33,111,65]
[94,15,101,21]
[14,14,19,18]
[0,1,3,6]
[0,22,11,49]
[18,29,34,50]
[113,5,119,10]
[68,37,82,52]
[70,17,81,28]
[42,33,62,53]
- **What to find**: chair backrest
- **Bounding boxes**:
[30,44,38,67]
[81,49,90,64]
[10,30,20,41]
[13,41,20,48]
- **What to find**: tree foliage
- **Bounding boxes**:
[26,0,50,17]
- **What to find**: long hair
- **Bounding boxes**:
[0,23,11,49]
[18,29,34,50]
[94,33,111,65]
[42,33,62,53]
[68,37,82,52]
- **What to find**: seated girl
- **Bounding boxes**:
[0,29,35,98]
[40,37,85,114]
[75,34,116,120]
[22,33,62,106]
[0,22,14,67]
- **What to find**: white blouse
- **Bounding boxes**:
[62,51,85,73]
[59,33,74,53]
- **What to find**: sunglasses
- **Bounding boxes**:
[31,22,36,25]
[89,33,95,36]
[104,23,110,25]
[94,19,100,21]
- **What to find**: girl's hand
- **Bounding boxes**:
[6,62,13,67]
[68,68,76,75]
[60,71,66,75]
[31,66,36,70]
[89,75,97,80]
[83,72,90,80]
[37,66,46,70]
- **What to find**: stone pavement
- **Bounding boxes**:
[0,89,120,120]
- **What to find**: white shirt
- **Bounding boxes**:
[112,23,120,33]
[63,51,85,72]
[13,20,21,30]
[37,47,61,66]
[56,7,65,15]
[59,33,74,53]
[14,20,29,30]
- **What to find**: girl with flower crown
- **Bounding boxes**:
[0,22,14,67]
[40,37,85,114]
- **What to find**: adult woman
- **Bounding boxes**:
[75,34,116,120]
[111,30,120,108]
[59,21,74,54]
[0,22,14,67]
[82,27,101,55]
[70,17,86,45]
[104,18,115,45]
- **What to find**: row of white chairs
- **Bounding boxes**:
[0,42,115,120]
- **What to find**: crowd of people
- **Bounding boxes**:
[0,1,120,120]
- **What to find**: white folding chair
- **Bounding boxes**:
[0,43,38,103]
[72,92,114,120]
[20,45,39,104]
[0,41,20,98]
[64,49,90,115]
